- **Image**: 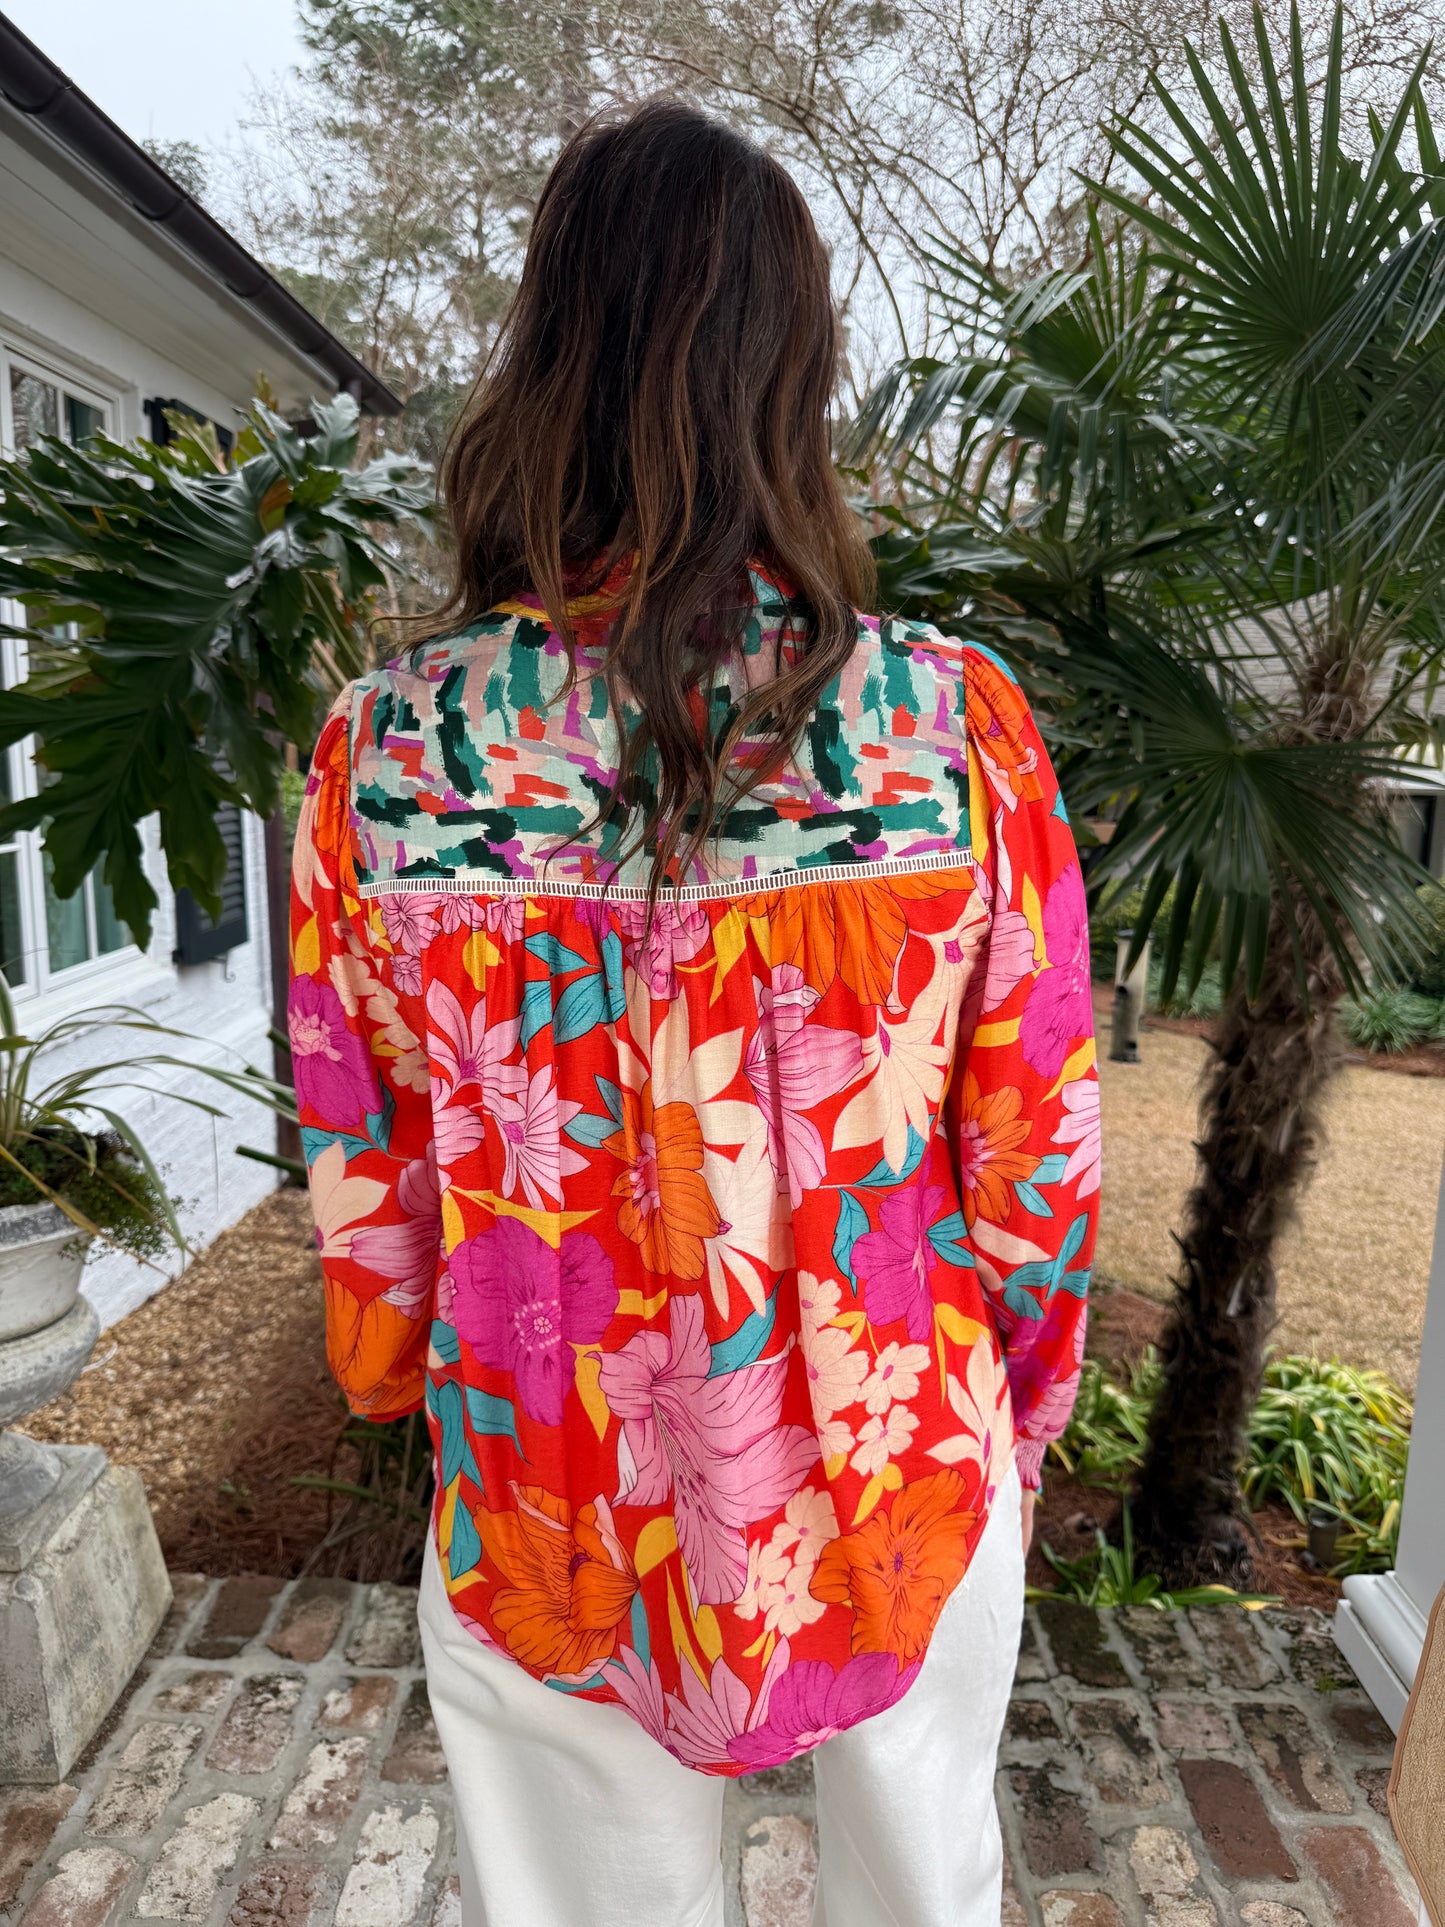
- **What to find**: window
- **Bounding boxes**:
[174,802,249,965]
[0,343,135,993]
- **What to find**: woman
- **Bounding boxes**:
[291,99,1096,1927]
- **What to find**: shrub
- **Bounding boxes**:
[1408,883,1445,999]
[1338,988,1440,1054]
[1048,1349,1411,1575]
[1039,1505,1277,1609]
[1148,958,1225,1019]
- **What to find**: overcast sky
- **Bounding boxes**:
[5,0,304,151]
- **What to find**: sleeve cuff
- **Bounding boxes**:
[1014,1437,1047,1490]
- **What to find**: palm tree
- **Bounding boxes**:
[854,6,1445,1582]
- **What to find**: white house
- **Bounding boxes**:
[0,14,402,1324]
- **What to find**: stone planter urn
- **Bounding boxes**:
[0,1198,171,1784]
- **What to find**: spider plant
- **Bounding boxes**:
[0,971,295,1265]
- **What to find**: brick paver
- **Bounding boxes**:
[0,1574,1420,1926]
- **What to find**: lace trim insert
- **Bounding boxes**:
[355,846,976,904]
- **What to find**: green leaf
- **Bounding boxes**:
[833,1190,869,1283]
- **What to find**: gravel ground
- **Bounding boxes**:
[1097,1016,1444,1390]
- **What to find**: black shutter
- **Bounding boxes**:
[174,804,248,964]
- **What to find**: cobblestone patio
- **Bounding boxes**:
[0,1573,1420,1927]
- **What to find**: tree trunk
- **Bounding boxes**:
[1129,894,1346,1584]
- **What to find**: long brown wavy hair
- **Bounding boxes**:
[429,98,874,892]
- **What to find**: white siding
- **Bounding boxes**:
[23,812,280,1330]
[0,117,328,1326]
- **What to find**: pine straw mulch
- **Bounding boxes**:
[21,1189,372,1578]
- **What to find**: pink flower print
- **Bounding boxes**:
[854,1181,945,1343]
[1027,1315,1086,1441]
[432,1089,485,1181]
[491,1066,589,1209]
[438,895,489,932]
[860,1341,930,1416]
[850,1405,919,1477]
[615,899,709,998]
[352,1151,442,1315]
[288,975,381,1127]
[726,1654,919,1768]
[1054,1076,1101,1197]
[607,1645,670,1748]
[983,906,1038,1011]
[450,1219,617,1424]
[380,895,437,956]
[597,1295,819,1605]
[663,1639,792,1770]
[484,896,527,943]
[745,964,864,1208]
[390,950,423,996]
[425,981,525,1104]
[1018,867,1091,1079]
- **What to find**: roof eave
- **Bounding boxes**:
[0,11,403,418]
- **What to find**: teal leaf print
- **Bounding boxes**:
[301,1125,372,1164]
[595,1075,624,1125]
[708,1293,777,1377]
[601,930,627,1021]
[547,1669,611,1695]
[465,1385,526,1458]
[449,1499,482,1582]
[436,1378,476,1487]
[525,931,589,975]
[519,976,553,1048]
[926,1209,975,1269]
[856,1126,927,1188]
[430,1321,461,1366]
[363,1082,395,1154]
[553,973,608,1043]
[1032,1155,1069,1184]
[564,1112,617,1148]
[833,1190,869,1283]
[628,1591,651,1672]
[1002,1283,1048,1320]
[1055,1212,1090,1274]
[1013,1179,1053,1218]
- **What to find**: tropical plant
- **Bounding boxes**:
[1407,882,1445,998]
[1337,987,1440,1053]
[1243,1356,1412,1570]
[854,5,1445,1581]
[0,973,293,1264]
[0,393,432,947]
[1038,1503,1277,1609]
[1050,1349,1411,1576]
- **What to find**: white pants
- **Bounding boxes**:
[418,1461,1024,1927]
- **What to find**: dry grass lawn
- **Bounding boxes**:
[1097,1019,1445,1391]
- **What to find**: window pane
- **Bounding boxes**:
[43,852,90,972]
[10,370,59,451]
[65,396,106,444]
[92,869,129,955]
[0,850,25,986]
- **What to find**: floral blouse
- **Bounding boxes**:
[290,570,1097,1774]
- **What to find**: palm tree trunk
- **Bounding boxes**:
[1129,896,1346,1586]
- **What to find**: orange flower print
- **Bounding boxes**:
[755,870,960,1004]
[607,1081,721,1279]
[476,1486,638,1678]
[809,1470,975,1662]
[965,653,1043,803]
[954,1071,1035,1227]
